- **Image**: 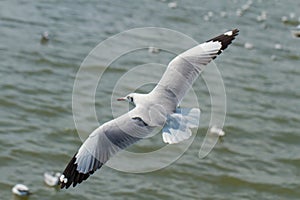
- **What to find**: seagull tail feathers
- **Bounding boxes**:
[162,108,200,144]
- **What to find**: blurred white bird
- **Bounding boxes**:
[44,171,62,187]
[168,2,177,9]
[291,25,300,38]
[274,44,282,50]
[40,31,49,44]
[209,126,225,137]
[148,46,160,54]
[244,42,254,49]
[281,16,288,23]
[12,184,31,196]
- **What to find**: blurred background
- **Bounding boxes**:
[0,0,300,199]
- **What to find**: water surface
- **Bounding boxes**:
[0,0,300,199]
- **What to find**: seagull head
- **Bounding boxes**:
[117,93,136,105]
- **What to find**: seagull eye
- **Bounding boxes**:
[127,96,133,102]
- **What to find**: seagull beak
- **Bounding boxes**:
[117,97,126,101]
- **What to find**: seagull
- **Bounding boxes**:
[60,29,239,189]
[40,31,49,44]
[291,24,300,38]
[12,184,31,196]
[168,2,177,9]
[44,171,62,187]
[209,126,225,137]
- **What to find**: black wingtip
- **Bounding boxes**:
[206,29,239,56]
[59,154,94,189]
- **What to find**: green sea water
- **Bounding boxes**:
[0,0,300,199]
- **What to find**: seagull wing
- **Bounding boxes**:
[60,108,153,189]
[151,29,239,106]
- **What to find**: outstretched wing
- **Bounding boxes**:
[60,109,153,189]
[151,29,239,106]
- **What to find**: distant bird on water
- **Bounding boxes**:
[44,171,62,187]
[40,31,49,44]
[59,29,239,189]
[12,184,31,197]
[291,25,300,38]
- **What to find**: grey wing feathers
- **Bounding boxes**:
[60,112,152,189]
[152,29,239,105]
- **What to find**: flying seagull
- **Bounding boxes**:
[60,29,239,189]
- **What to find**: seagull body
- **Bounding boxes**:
[60,29,239,189]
